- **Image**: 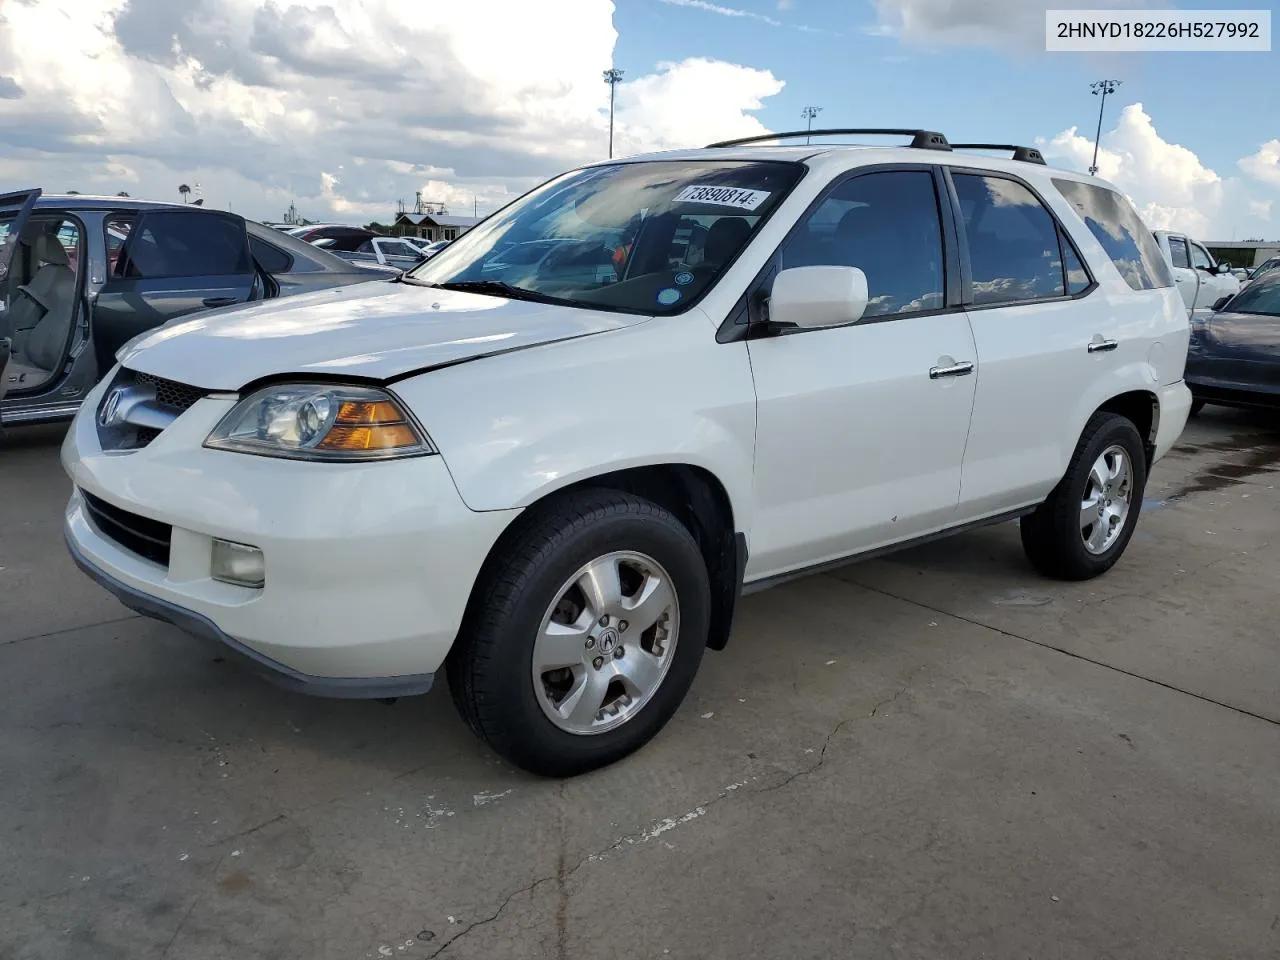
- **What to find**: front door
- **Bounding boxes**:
[93,209,257,376]
[746,167,978,579]
[0,189,41,414]
[1166,234,1199,312]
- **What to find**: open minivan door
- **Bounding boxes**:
[0,188,43,419]
[92,208,260,373]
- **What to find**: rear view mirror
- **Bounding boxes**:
[769,266,869,329]
[1216,262,1233,275]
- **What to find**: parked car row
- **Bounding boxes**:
[0,190,392,426]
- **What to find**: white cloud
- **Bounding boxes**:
[1038,103,1277,240]
[0,0,783,222]
[777,0,795,9]
[869,0,1140,48]
[1239,140,1280,188]
[657,0,781,27]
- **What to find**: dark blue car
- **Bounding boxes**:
[1185,271,1280,415]
[1,189,394,428]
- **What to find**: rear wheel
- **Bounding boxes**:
[447,489,710,777]
[1020,412,1148,581]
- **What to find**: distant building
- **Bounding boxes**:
[392,211,482,242]
[1203,240,1280,269]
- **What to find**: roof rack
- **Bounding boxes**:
[705,128,952,151]
[949,143,1046,165]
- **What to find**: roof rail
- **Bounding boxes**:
[950,143,1046,165]
[705,128,951,151]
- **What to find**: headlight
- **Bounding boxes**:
[205,384,434,461]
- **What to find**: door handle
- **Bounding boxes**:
[202,297,238,308]
[928,360,974,379]
[1087,338,1118,353]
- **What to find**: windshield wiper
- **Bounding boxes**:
[432,280,564,304]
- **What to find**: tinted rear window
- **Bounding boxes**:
[1052,179,1172,291]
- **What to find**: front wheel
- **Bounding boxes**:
[1020,412,1148,581]
[447,489,710,777]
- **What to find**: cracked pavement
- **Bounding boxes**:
[2,410,1279,960]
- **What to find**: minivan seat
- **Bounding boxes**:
[8,230,77,372]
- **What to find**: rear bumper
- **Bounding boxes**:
[65,528,436,699]
[1153,380,1192,464]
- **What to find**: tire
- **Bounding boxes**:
[1020,412,1148,581]
[446,488,711,777]
[1189,398,1206,418]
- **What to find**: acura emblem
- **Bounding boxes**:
[99,386,126,427]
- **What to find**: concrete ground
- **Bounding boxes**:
[1,409,1278,960]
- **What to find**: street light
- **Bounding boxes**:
[603,67,625,159]
[1088,80,1121,176]
[801,105,823,144]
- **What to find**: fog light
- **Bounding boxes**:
[211,539,265,588]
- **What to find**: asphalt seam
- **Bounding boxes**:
[842,577,1280,729]
[0,613,141,648]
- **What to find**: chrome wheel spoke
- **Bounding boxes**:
[1088,516,1111,552]
[577,557,623,620]
[622,574,674,635]
[1080,496,1102,533]
[558,670,610,728]
[615,648,663,699]
[535,617,591,671]
[1108,451,1129,492]
[1088,457,1109,496]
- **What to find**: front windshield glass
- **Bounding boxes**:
[409,160,804,315]
[1227,275,1280,316]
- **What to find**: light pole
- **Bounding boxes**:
[603,68,624,158]
[801,105,823,144]
[1088,80,1121,176]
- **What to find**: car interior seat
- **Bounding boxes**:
[7,225,78,374]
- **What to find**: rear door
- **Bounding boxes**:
[92,209,257,375]
[0,189,42,409]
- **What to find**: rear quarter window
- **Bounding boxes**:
[1052,178,1173,291]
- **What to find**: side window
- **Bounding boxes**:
[113,212,251,279]
[780,170,945,318]
[1051,178,1174,290]
[1190,243,1213,270]
[249,235,292,274]
[953,174,1066,305]
[1167,237,1190,269]
[356,239,375,254]
[1061,229,1091,295]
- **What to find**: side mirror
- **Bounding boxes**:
[1216,262,1232,274]
[768,266,869,330]
[1212,295,1232,311]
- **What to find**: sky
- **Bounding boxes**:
[0,0,1276,240]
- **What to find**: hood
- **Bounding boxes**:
[116,282,650,390]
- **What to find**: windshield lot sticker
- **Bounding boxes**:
[674,271,694,286]
[672,185,771,210]
[657,288,682,306]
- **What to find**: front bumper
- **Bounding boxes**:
[62,381,519,696]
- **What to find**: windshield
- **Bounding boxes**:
[409,160,803,315]
[1226,275,1280,316]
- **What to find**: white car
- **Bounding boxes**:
[62,130,1192,776]
[1153,230,1240,317]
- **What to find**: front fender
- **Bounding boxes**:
[392,311,758,530]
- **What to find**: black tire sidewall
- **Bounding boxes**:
[469,501,710,776]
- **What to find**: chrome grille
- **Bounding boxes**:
[133,371,210,414]
[96,367,214,451]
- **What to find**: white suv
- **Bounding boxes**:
[61,130,1191,776]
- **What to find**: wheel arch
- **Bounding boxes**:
[1094,389,1158,466]
[464,463,746,653]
